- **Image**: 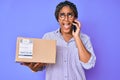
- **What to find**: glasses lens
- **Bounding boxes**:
[59,12,74,20]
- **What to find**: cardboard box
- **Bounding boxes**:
[15,37,56,63]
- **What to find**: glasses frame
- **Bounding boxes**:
[59,12,75,20]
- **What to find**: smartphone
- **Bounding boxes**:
[72,21,77,32]
[72,24,77,32]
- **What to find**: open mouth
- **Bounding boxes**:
[63,23,71,29]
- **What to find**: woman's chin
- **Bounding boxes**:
[63,29,71,34]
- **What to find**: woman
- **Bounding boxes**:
[22,1,96,80]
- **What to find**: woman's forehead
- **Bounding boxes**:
[59,6,73,13]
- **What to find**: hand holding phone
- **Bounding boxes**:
[72,20,81,37]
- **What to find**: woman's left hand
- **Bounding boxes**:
[72,19,81,39]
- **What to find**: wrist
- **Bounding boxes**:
[74,36,82,47]
[74,35,80,41]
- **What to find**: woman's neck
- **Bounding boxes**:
[60,30,73,42]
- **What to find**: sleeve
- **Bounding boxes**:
[42,33,49,39]
[80,36,96,70]
[42,32,53,40]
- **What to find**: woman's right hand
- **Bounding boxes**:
[20,62,47,72]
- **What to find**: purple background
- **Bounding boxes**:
[0,0,120,80]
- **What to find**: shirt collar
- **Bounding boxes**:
[55,28,63,39]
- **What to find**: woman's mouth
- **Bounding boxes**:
[63,23,71,29]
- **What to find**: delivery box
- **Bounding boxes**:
[15,37,56,63]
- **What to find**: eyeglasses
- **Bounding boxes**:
[59,12,74,20]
